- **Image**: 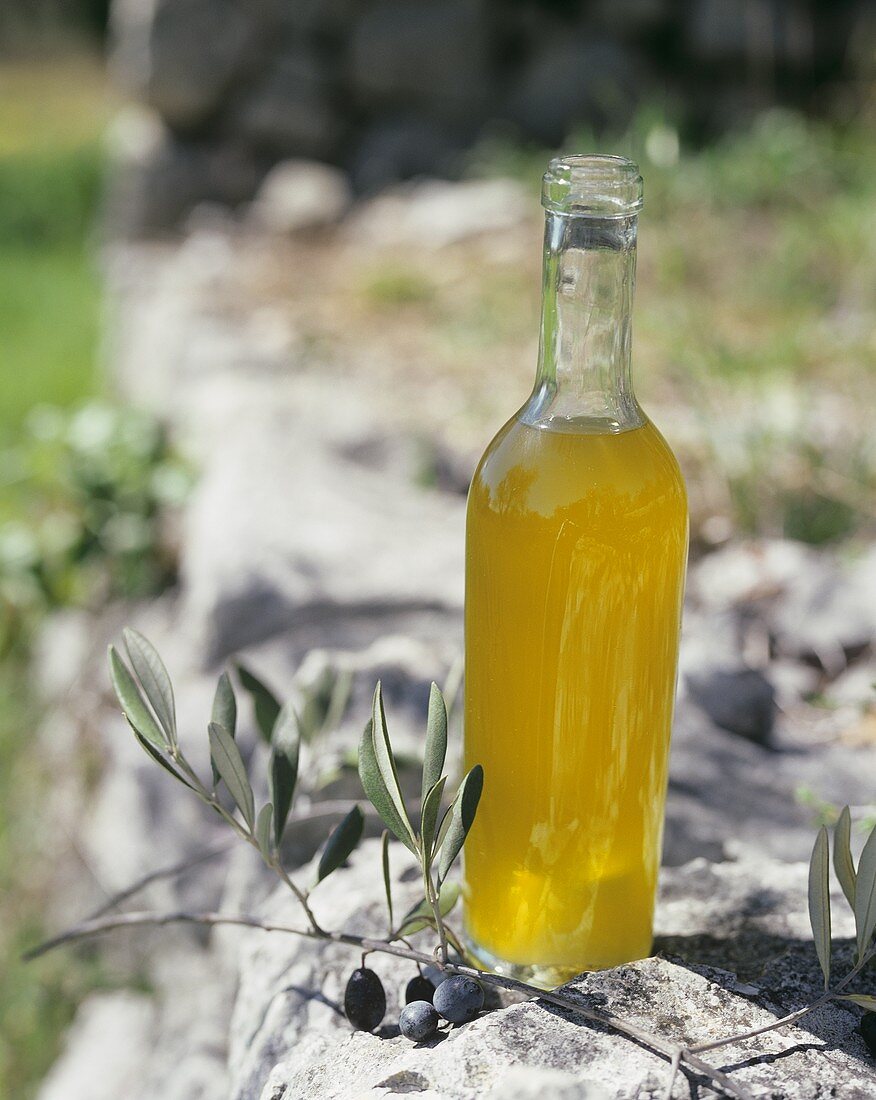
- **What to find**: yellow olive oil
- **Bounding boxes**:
[464,413,687,979]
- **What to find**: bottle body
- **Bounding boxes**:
[464,414,687,981]
[463,156,688,984]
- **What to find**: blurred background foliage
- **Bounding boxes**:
[0,39,187,1099]
[0,0,874,1095]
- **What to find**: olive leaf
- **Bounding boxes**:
[235,663,281,744]
[807,825,831,988]
[123,628,177,749]
[434,797,453,854]
[108,646,166,751]
[420,776,447,860]
[315,805,364,885]
[437,764,484,885]
[371,684,416,842]
[833,805,856,910]
[270,703,301,848]
[853,821,876,963]
[131,724,193,789]
[396,881,460,937]
[208,721,255,830]
[421,682,447,806]
[210,672,238,787]
[358,687,417,854]
[299,666,353,743]
[211,672,237,736]
[381,830,394,932]
[441,655,464,724]
[839,993,876,1010]
[323,667,353,735]
[256,803,274,862]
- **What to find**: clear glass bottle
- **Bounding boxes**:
[463,155,688,986]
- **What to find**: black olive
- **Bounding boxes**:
[405,974,436,1005]
[344,967,386,1031]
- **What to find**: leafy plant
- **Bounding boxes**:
[24,629,876,1100]
[360,681,482,961]
[105,631,479,947]
[0,402,192,654]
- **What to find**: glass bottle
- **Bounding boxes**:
[463,155,688,986]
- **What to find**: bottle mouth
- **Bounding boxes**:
[542,154,644,218]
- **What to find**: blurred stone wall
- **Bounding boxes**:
[106,0,873,234]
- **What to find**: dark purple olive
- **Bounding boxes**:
[405,975,436,1005]
[344,967,386,1031]
[399,1000,439,1042]
[433,975,484,1024]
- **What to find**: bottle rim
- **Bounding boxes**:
[542,154,644,218]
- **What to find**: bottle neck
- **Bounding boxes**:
[525,212,643,432]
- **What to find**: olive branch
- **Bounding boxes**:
[24,629,876,1100]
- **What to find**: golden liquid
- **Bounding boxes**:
[463,414,688,980]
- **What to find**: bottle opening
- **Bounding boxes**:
[542,154,644,218]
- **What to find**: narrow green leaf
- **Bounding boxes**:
[323,667,353,735]
[834,805,856,910]
[808,825,831,988]
[358,712,416,854]
[381,830,394,932]
[299,666,353,743]
[270,703,301,847]
[131,726,194,790]
[235,663,281,743]
[108,646,166,750]
[123,628,177,747]
[420,776,447,861]
[438,878,460,914]
[437,764,484,885]
[208,721,255,829]
[371,684,417,848]
[396,881,460,936]
[422,682,448,806]
[853,821,876,963]
[315,805,364,884]
[210,672,238,787]
[211,672,237,735]
[434,803,453,854]
[840,993,876,1010]
[256,803,274,861]
[441,655,464,724]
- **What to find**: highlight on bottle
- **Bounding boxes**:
[542,154,644,219]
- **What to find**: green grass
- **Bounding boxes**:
[0,51,111,1099]
[0,242,101,428]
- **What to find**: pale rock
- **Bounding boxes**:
[249,160,353,234]
[37,950,231,1100]
[690,540,874,667]
[38,992,155,1100]
[489,1067,611,1099]
[348,178,530,249]
[823,661,876,707]
[220,843,873,1100]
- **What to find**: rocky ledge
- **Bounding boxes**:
[40,842,874,1100]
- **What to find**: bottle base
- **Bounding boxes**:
[463,932,588,991]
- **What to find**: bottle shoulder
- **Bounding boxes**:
[469,412,687,521]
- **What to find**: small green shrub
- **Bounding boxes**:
[0,401,193,653]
